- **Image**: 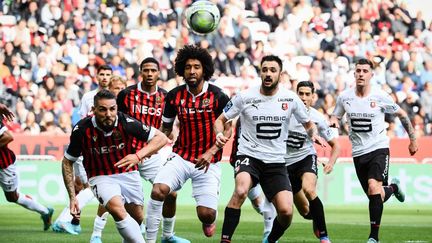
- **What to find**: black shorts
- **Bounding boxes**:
[234,155,291,201]
[286,155,318,194]
[353,148,390,194]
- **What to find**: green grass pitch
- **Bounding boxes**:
[0,204,430,243]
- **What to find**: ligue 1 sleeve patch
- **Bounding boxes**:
[224,100,233,112]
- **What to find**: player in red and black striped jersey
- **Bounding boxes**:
[0,108,54,231]
[62,90,168,243]
[117,57,189,243]
[145,45,231,243]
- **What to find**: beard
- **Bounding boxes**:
[186,78,203,88]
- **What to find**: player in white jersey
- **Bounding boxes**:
[214,55,325,243]
[52,65,113,241]
[330,59,418,243]
[285,81,340,243]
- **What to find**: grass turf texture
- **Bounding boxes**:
[0,204,430,243]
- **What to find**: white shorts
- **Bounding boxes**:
[138,153,162,183]
[73,156,88,184]
[0,163,18,192]
[89,171,144,207]
[153,152,221,210]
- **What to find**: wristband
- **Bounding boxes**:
[135,153,141,161]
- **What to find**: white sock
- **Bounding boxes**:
[262,198,276,233]
[145,198,164,241]
[76,188,94,209]
[54,188,94,223]
[91,212,109,238]
[16,194,49,215]
[55,206,72,223]
[115,214,145,243]
[162,216,175,239]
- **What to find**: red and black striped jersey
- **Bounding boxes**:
[0,121,15,169]
[64,112,154,178]
[162,82,230,163]
[117,84,166,150]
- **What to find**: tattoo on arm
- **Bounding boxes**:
[62,158,76,199]
[399,115,416,140]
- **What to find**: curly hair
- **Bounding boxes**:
[174,44,215,81]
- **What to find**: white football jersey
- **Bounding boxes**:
[78,89,98,118]
[332,88,400,157]
[223,85,310,164]
[285,107,335,165]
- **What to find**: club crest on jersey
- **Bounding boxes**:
[202,98,210,107]
[112,131,122,140]
[155,96,162,105]
[370,101,376,108]
[282,103,288,110]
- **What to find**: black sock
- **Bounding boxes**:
[220,207,241,243]
[383,186,394,202]
[71,213,80,225]
[309,197,327,237]
[268,217,289,242]
[368,194,383,241]
[302,211,313,220]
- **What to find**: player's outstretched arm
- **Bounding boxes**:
[323,138,340,174]
[396,109,418,155]
[214,113,231,148]
[0,130,13,148]
[0,103,14,122]
[62,157,80,217]
[303,120,326,147]
[195,115,232,173]
[116,129,168,170]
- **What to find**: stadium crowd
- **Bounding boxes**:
[0,0,431,137]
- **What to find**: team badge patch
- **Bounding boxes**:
[370,101,376,108]
[156,96,162,105]
[202,98,210,107]
[282,103,288,110]
[113,131,122,140]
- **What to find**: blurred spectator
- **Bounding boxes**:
[22,111,40,134]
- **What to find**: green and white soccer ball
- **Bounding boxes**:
[185,1,220,35]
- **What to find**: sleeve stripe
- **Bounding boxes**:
[64,152,78,162]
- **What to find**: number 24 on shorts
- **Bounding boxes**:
[235,157,250,168]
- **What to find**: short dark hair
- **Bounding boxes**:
[261,55,283,70]
[140,57,160,71]
[355,58,375,69]
[94,89,116,106]
[97,64,113,74]
[297,81,315,93]
[174,44,214,81]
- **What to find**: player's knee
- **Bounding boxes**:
[165,191,177,204]
[276,205,293,218]
[151,184,169,201]
[367,181,381,195]
[197,207,216,224]
[233,186,249,201]
[5,191,18,202]
[303,187,317,200]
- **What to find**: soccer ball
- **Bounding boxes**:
[185,1,220,35]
